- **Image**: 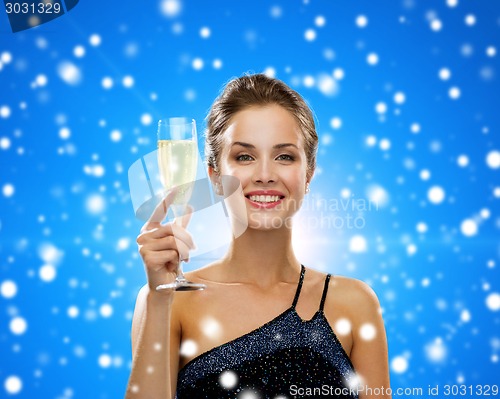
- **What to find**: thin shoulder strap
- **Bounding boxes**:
[291,264,306,309]
[319,274,332,312]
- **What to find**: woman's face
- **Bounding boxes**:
[214,104,309,231]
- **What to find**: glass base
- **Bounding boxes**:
[156,280,206,292]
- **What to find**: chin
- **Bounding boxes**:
[246,213,294,231]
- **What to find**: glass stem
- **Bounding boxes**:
[171,202,188,282]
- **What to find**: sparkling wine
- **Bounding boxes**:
[157,139,198,203]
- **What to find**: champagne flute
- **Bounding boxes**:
[156,117,206,291]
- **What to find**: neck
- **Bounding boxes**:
[220,227,301,286]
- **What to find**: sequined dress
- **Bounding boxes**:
[176,265,358,399]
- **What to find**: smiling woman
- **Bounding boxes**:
[125,74,391,399]
[212,104,309,230]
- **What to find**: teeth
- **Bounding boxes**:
[249,195,281,203]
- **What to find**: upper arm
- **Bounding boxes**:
[169,297,181,397]
[348,280,391,398]
[130,284,182,398]
[131,284,148,356]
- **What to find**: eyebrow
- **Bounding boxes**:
[232,141,299,150]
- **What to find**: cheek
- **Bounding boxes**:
[284,169,307,191]
[219,162,250,182]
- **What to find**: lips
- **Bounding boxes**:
[245,190,285,209]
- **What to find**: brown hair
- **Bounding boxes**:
[205,74,318,180]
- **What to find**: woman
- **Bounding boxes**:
[126,74,391,398]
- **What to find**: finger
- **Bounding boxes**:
[140,224,195,249]
[142,189,177,230]
[174,204,194,229]
[143,235,194,256]
[173,238,191,261]
[172,214,196,252]
[144,249,180,271]
[144,239,191,266]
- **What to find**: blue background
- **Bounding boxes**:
[1,0,499,397]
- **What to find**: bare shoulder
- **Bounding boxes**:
[334,277,390,390]
[330,276,379,302]
[326,275,382,319]
[170,263,223,316]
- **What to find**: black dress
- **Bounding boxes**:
[176,265,358,399]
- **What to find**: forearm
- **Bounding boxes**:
[125,290,174,399]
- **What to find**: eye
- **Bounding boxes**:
[236,154,254,162]
[276,154,295,161]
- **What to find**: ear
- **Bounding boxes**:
[208,166,222,195]
[306,169,315,185]
[208,166,219,183]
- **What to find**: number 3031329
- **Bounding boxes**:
[443,385,499,396]
[5,2,62,14]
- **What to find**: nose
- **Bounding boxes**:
[252,159,277,184]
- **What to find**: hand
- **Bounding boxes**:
[136,190,195,291]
